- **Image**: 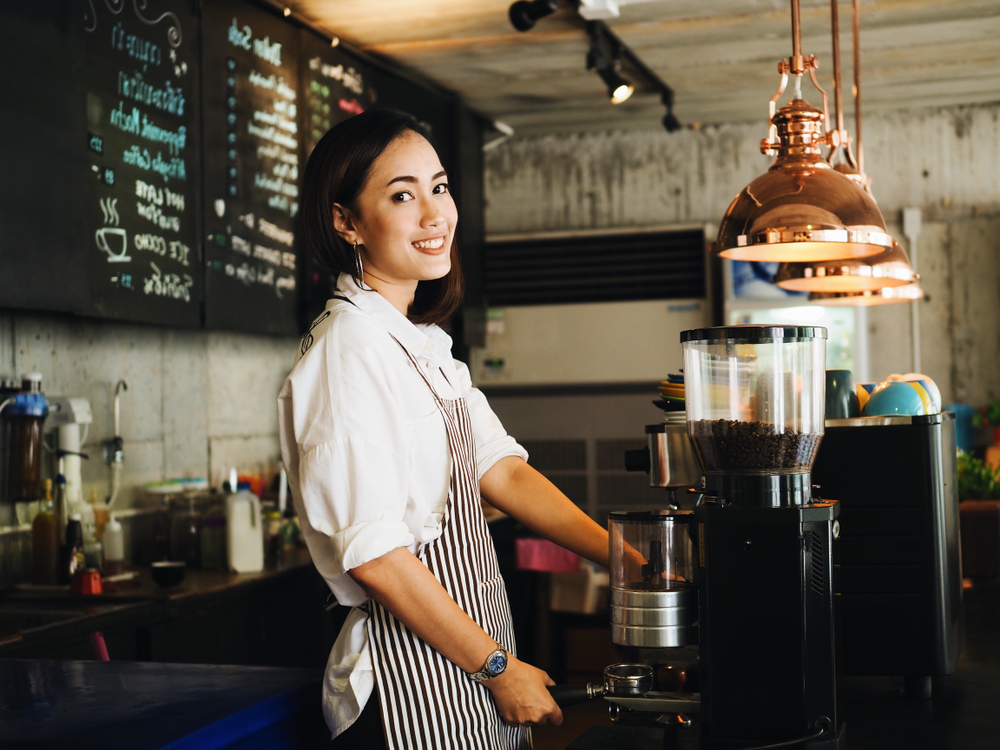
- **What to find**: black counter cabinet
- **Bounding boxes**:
[0,550,338,668]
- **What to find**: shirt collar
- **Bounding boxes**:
[332,274,452,360]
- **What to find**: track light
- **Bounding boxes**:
[509,0,558,32]
[661,90,681,132]
[586,24,633,105]
[597,66,633,104]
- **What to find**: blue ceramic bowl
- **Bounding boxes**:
[863,381,927,417]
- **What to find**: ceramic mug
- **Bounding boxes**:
[825,370,860,419]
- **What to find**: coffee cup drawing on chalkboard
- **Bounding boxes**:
[96,228,130,263]
[96,197,130,263]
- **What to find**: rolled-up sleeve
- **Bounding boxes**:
[451,360,528,481]
[298,440,414,572]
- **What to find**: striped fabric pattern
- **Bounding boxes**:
[366,343,530,749]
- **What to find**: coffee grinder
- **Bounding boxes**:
[683,325,843,749]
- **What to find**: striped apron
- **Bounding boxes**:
[364,339,530,750]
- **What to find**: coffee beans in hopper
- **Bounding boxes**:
[690,419,821,472]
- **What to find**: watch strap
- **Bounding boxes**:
[467,646,508,682]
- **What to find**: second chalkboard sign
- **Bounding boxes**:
[298,28,372,327]
[202,0,300,335]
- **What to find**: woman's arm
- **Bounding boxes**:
[349,547,563,726]
[479,456,610,568]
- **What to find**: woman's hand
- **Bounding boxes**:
[483,655,563,726]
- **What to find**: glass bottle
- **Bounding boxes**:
[31,479,59,585]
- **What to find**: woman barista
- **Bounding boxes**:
[278,109,609,749]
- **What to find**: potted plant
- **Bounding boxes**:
[958,449,1000,579]
[973,398,1000,444]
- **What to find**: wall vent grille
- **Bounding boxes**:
[484,229,706,307]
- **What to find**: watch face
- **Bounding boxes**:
[487,652,507,675]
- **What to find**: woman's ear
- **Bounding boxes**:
[332,204,358,245]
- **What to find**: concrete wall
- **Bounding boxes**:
[484,103,1000,407]
[0,312,298,512]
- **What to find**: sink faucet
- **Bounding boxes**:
[106,380,127,508]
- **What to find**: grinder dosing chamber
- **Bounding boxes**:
[682,326,844,749]
[609,510,697,649]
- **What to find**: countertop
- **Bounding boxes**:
[0,548,315,654]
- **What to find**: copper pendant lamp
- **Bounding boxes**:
[773,0,918,294]
[773,240,917,293]
[714,0,892,263]
[809,283,925,306]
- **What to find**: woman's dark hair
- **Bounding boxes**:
[300,108,463,326]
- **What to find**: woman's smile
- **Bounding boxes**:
[412,235,447,252]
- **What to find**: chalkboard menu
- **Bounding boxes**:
[298,29,372,325]
[202,0,300,335]
[83,0,202,327]
[1,1,481,337]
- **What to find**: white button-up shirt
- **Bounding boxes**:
[277,274,527,736]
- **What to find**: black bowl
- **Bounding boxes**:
[150,561,186,587]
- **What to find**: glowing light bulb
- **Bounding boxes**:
[611,83,633,104]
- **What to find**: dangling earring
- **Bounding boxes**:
[354,241,373,290]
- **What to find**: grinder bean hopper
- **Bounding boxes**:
[684,325,844,749]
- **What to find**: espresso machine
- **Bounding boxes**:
[569,326,845,750]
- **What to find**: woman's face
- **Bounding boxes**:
[334,130,457,291]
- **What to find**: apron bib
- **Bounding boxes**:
[364,340,530,750]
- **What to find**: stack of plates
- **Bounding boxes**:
[656,374,685,412]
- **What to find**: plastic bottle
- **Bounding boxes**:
[103,515,125,576]
[226,482,263,573]
[31,478,59,585]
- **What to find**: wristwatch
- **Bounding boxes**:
[467,646,508,682]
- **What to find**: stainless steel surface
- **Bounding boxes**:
[825,416,914,427]
[610,587,698,648]
[602,663,654,696]
[606,690,702,715]
[611,602,693,627]
[611,622,699,648]
[646,422,700,489]
[610,587,695,609]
